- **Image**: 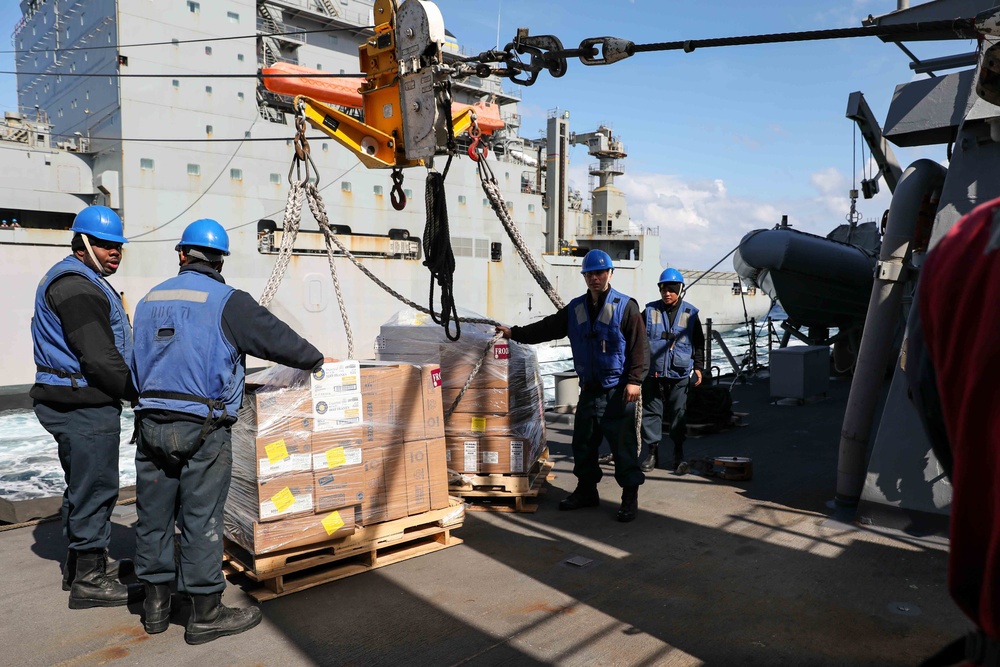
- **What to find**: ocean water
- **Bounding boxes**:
[0,306,786,502]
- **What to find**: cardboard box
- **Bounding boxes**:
[254,431,312,478]
[256,473,314,522]
[414,364,445,441]
[442,387,509,414]
[360,365,415,446]
[445,437,483,474]
[313,466,365,513]
[311,426,364,471]
[426,437,449,510]
[381,444,409,522]
[444,412,521,437]
[440,362,509,390]
[231,506,357,554]
[445,436,533,474]
[402,440,430,515]
[440,339,510,368]
[360,447,388,526]
[255,389,315,436]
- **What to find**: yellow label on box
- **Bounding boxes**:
[325,447,347,469]
[345,408,359,419]
[471,417,487,433]
[264,439,290,465]
[321,510,345,535]
[343,375,357,386]
[271,487,295,513]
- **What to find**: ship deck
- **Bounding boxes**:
[0,373,970,666]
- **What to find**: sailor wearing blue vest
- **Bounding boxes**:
[496,249,649,522]
[640,268,704,473]
[130,219,324,644]
[30,205,141,609]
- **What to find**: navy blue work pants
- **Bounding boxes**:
[134,419,232,595]
[641,376,691,459]
[34,401,122,552]
[573,385,644,488]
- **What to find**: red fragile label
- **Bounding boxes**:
[430,368,442,387]
[493,343,510,360]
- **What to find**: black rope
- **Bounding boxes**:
[627,19,977,55]
[423,168,460,341]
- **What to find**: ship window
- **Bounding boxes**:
[317,64,323,71]
[140,158,154,170]
[270,173,281,184]
[171,38,179,47]
[227,11,239,23]
[230,169,243,181]
[506,200,514,211]
[187,1,200,14]
[187,164,200,176]
[404,189,412,199]
[341,182,352,192]
[322,143,329,152]
[245,131,251,139]
[237,92,244,101]
[206,125,213,135]
[205,46,212,55]
[474,239,490,259]
[491,242,502,261]
[482,199,489,207]
[205,85,212,94]
[452,236,473,257]
[373,185,383,195]
[528,204,535,212]
[172,79,179,88]
[237,53,245,62]
[457,195,466,204]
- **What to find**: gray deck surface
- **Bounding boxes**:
[0,374,971,666]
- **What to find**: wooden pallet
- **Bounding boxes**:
[449,458,554,513]
[223,498,465,601]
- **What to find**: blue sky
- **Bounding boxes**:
[0,1,971,268]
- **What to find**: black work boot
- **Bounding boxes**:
[558,484,600,511]
[184,593,262,645]
[143,582,172,634]
[673,445,685,472]
[68,551,132,609]
[640,445,658,473]
[62,549,129,591]
[617,486,639,523]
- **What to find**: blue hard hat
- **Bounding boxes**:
[581,249,614,274]
[658,268,684,285]
[70,206,128,244]
[176,218,230,255]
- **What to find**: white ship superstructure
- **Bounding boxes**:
[2,0,770,392]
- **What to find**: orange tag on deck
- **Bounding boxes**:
[321,510,345,535]
[271,487,295,513]
[325,447,347,469]
[264,440,289,465]
[471,417,487,433]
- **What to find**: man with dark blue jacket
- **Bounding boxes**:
[31,205,139,609]
[497,250,649,522]
[130,219,324,644]
[640,268,704,473]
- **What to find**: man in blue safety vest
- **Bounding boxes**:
[31,205,141,609]
[497,249,649,522]
[640,268,704,473]
[130,219,324,644]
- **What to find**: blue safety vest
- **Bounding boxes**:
[31,256,132,388]
[645,300,699,379]
[567,287,630,390]
[131,270,243,419]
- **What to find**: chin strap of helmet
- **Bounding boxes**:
[80,235,112,276]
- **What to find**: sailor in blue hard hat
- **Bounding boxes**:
[130,218,324,643]
[496,248,649,522]
[30,204,141,608]
[639,267,705,473]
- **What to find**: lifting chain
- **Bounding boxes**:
[288,101,318,187]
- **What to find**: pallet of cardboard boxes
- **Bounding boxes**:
[378,310,552,512]
[223,360,464,600]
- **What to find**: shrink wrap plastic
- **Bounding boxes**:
[376,309,547,478]
[224,360,454,555]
